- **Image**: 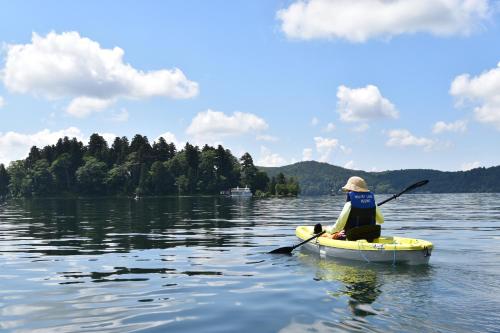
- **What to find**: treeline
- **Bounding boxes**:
[0,134,299,198]
[260,161,500,195]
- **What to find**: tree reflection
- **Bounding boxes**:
[5,196,259,255]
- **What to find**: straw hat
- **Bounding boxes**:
[341,176,369,192]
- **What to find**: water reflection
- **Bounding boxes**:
[1,197,259,255]
[298,253,382,317]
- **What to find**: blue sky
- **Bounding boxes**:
[1,0,499,171]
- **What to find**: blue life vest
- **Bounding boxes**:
[345,191,376,231]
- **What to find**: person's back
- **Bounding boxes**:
[324,176,384,241]
[344,190,376,231]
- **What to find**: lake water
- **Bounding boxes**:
[1,194,499,333]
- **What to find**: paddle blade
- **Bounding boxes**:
[268,246,293,254]
[404,179,429,192]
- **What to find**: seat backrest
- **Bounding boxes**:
[346,225,381,242]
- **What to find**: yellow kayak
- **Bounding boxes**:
[296,226,433,265]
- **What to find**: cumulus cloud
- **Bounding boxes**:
[2,31,199,117]
[277,0,491,42]
[302,148,313,161]
[0,96,5,108]
[432,120,467,134]
[257,146,287,167]
[311,117,319,126]
[450,61,500,130]
[186,109,268,142]
[0,127,84,165]
[337,85,398,123]
[66,97,115,118]
[314,136,339,162]
[461,161,481,171]
[386,129,435,151]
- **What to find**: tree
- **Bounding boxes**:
[110,136,129,165]
[184,143,200,193]
[31,159,53,195]
[0,164,9,197]
[135,163,150,196]
[106,163,132,194]
[152,137,171,162]
[198,148,217,193]
[149,161,175,194]
[26,146,41,168]
[76,157,108,194]
[87,133,109,162]
[240,152,257,188]
[50,153,72,191]
[130,134,152,163]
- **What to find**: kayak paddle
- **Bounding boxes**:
[268,179,429,255]
[269,230,325,254]
[377,179,429,206]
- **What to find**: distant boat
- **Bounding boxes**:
[230,186,252,197]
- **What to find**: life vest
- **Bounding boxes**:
[345,191,376,231]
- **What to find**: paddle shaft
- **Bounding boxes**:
[290,231,325,251]
[377,180,429,206]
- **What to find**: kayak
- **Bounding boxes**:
[296,226,433,265]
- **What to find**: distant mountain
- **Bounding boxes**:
[259,161,500,195]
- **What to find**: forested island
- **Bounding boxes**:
[0,134,300,198]
[260,161,500,195]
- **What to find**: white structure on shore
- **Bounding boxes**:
[230,186,252,197]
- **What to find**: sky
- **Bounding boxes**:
[1,0,500,172]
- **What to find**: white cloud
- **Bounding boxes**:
[302,148,313,161]
[314,136,339,162]
[256,134,279,142]
[324,122,335,132]
[461,161,481,171]
[432,120,467,134]
[311,117,319,126]
[0,96,5,108]
[337,85,398,122]
[344,160,356,169]
[450,61,500,130]
[186,109,268,142]
[156,131,183,148]
[110,108,129,123]
[277,0,491,42]
[385,129,435,151]
[2,31,199,117]
[0,127,84,165]
[257,146,287,167]
[66,97,114,118]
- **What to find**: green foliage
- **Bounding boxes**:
[0,164,10,197]
[260,161,500,195]
[76,157,108,194]
[3,134,282,198]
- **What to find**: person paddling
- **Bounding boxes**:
[323,176,384,241]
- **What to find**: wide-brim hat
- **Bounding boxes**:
[342,176,369,192]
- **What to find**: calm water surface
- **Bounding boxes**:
[1,194,499,332]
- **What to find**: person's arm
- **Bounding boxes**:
[325,202,351,233]
[375,206,384,224]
